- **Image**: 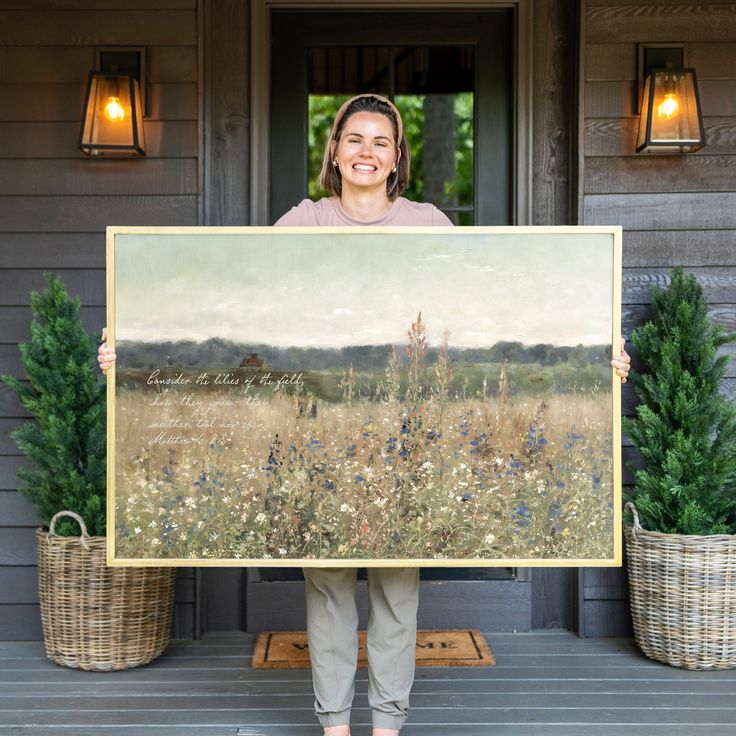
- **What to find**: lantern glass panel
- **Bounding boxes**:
[650,70,701,143]
[79,72,145,156]
[637,68,705,154]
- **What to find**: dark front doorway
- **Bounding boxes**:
[250,8,532,633]
[270,10,513,226]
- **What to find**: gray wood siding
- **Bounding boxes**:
[0,0,200,641]
[580,0,736,637]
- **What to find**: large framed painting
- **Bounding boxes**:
[107,226,622,567]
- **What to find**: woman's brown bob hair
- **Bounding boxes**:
[318,94,411,202]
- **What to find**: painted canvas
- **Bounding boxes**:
[108,227,622,566]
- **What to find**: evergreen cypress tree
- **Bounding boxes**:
[3,274,106,536]
[624,267,736,535]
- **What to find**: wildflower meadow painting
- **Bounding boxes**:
[107,226,622,567]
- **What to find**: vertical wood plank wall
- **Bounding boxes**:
[0,0,200,640]
[530,0,578,631]
[581,0,736,636]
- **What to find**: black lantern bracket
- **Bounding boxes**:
[96,47,147,117]
[637,44,685,113]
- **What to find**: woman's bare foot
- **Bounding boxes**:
[372,730,399,736]
[323,726,350,736]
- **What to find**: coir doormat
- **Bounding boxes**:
[252,629,494,669]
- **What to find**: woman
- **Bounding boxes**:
[98,93,631,736]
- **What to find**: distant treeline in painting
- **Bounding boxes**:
[114,314,614,563]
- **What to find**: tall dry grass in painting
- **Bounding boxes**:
[114,331,614,562]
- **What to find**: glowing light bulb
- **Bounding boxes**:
[104,96,126,122]
[657,93,679,120]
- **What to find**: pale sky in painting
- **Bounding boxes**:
[115,231,615,348]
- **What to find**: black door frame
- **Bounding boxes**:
[248,0,534,227]
[269,10,513,226]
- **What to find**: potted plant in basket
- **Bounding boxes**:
[2,273,176,671]
[623,266,736,670]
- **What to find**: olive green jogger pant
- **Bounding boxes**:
[303,567,420,731]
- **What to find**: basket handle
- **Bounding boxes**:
[48,511,90,550]
[624,501,642,539]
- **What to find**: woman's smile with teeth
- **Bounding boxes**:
[353,163,377,171]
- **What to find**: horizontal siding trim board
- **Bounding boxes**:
[0,489,38,524]
[0,10,197,46]
[1,1,196,9]
[621,230,736,268]
[586,42,736,82]
[584,192,736,230]
[0,305,105,342]
[624,303,736,333]
[0,83,197,122]
[0,121,198,158]
[584,155,736,194]
[587,4,736,44]
[585,117,736,157]
[0,234,106,268]
[585,80,736,118]
[0,45,197,84]
[0,195,198,231]
[0,159,198,196]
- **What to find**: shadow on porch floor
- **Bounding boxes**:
[1,631,735,735]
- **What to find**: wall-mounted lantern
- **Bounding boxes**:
[79,48,146,156]
[636,45,705,154]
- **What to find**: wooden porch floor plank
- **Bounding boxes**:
[2,666,735,683]
[0,654,668,670]
[0,728,734,736]
[1,678,734,695]
[0,633,733,734]
[1,692,735,710]
[3,707,736,726]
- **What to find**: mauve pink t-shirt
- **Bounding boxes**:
[274,196,453,227]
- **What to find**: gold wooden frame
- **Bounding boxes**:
[107,225,622,568]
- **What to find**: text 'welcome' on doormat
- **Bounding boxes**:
[252,629,495,669]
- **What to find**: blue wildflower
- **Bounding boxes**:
[513,500,532,528]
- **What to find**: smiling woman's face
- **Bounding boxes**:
[331,111,399,199]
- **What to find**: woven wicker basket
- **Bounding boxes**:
[36,511,177,671]
[624,501,736,670]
